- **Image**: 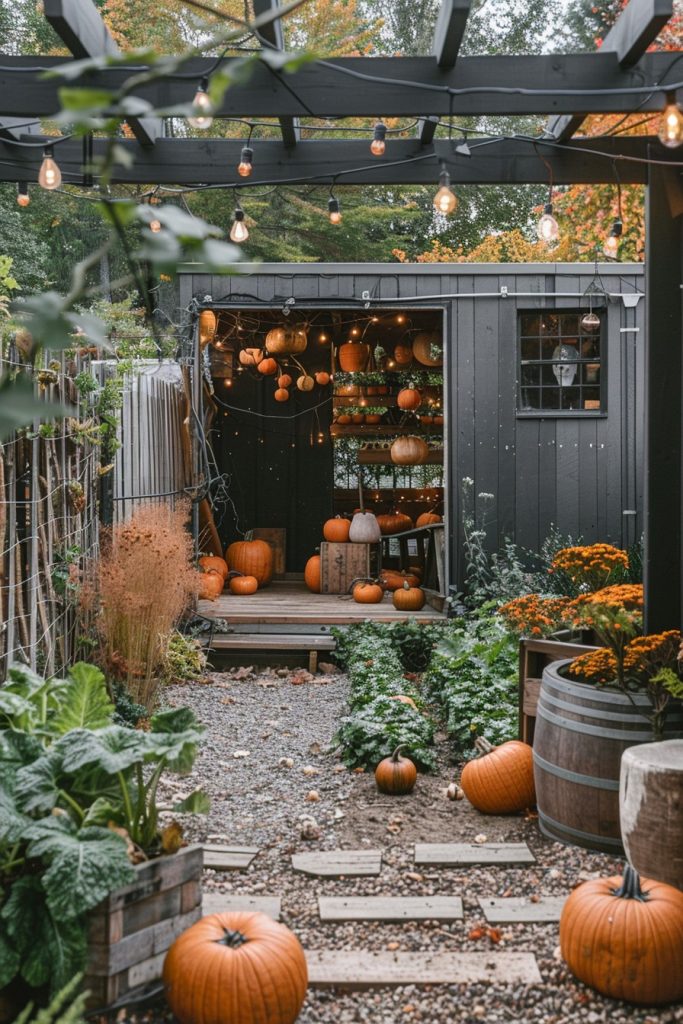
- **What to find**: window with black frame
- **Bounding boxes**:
[518,310,604,413]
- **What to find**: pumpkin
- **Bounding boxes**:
[198,309,217,346]
[277,374,292,388]
[199,555,228,579]
[389,694,417,710]
[348,510,381,543]
[393,580,425,611]
[323,516,350,543]
[390,436,429,465]
[380,570,420,592]
[397,387,421,411]
[412,331,443,366]
[352,580,384,604]
[229,574,258,595]
[375,745,417,795]
[163,911,308,1024]
[257,357,278,376]
[225,539,273,587]
[315,371,331,386]
[393,343,413,366]
[297,374,315,392]
[304,554,321,593]
[559,865,683,1005]
[416,511,442,527]
[376,512,413,535]
[335,413,351,425]
[338,342,370,372]
[266,326,308,355]
[238,347,263,367]
[460,737,535,813]
[274,388,290,402]
[198,570,224,601]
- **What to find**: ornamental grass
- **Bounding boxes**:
[550,543,629,592]
[93,500,197,709]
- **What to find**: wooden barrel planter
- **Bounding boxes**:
[620,740,683,890]
[533,661,683,854]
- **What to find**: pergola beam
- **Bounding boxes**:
[252,0,300,149]
[418,116,440,145]
[547,0,673,141]
[0,135,671,186]
[433,0,472,68]
[43,0,162,146]
[0,117,41,140]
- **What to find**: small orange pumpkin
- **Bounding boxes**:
[198,570,224,601]
[416,511,442,527]
[277,374,292,388]
[393,343,413,366]
[304,554,321,593]
[392,580,425,611]
[323,516,350,543]
[391,435,429,466]
[397,387,421,411]
[376,512,413,536]
[225,539,273,587]
[238,347,263,366]
[460,737,535,814]
[229,574,258,595]
[198,309,217,345]
[380,570,420,592]
[315,371,330,386]
[338,342,370,372]
[257,357,278,376]
[199,555,228,579]
[352,580,384,604]
[274,388,290,402]
[297,374,315,392]
[375,745,417,795]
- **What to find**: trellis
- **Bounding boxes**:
[0,0,682,630]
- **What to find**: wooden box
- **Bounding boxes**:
[84,845,203,1011]
[251,527,286,577]
[320,541,370,594]
[518,638,597,744]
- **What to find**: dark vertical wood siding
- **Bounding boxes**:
[182,264,645,590]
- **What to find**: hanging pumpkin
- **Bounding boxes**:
[380,570,420,592]
[199,555,228,579]
[559,865,683,1005]
[460,737,535,814]
[304,554,321,593]
[198,309,217,346]
[277,374,292,388]
[352,580,384,604]
[163,911,308,1024]
[338,342,370,372]
[348,510,381,543]
[416,511,442,527]
[297,374,315,392]
[393,343,413,366]
[198,570,224,601]
[274,388,290,402]
[375,746,417,795]
[390,436,429,466]
[315,371,331,386]
[229,574,258,595]
[376,512,413,536]
[239,347,263,367]
[265,326,287,350]
[225,539,273,587]
[257,357,278,376]
[266,326,308,355]
[397,388,422,411]
[323,516,350,543]
[412,331,443,367]
[393,580,425,611]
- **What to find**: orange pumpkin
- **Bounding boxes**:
[315,371,331,386]
[277,374,292,388]
[229,574,258,595]
[238,347,263,366]
[460,737,535,814]
[375,746,417,795]
[163,911,308,1024]
[225,539,273,587]
[376,512,413,536]
[266,326,307,355]
[297,374,315,392]
[198,570,224,601]
[392,581,425,611]
[397,387,421,411]
[257,357,278,376]
[416,512,442,527]
[380,570,420,592]
[390,436,429,466]
[412,331,443,366]
[323,516,350,543]
[198,309,217,346]
[559,865,683,1005]
[393,343,413,366]
[199,555,228,579]
[338,342,370,372]
[352,580,384,604]
[274,388,290,402]
[304,554,321,593]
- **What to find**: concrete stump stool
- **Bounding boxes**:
[620,740,683,891]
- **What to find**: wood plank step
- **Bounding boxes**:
[479,896,566,923]
[305,951,542,988]
[292,850,382,877]
[318,896,463,922]
[203,845,260,870]
[208,635,336,651]
[415,843,536,866]
[202,893,281,919]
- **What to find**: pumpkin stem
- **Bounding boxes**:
[217,928,249,948]
[612,863,649,901]
[474,737,494,756]
[391,744,406,762]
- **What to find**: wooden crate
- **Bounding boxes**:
[251,527,286,577]
[84,845,203,1011]
[518,638,597,744]
[320,542,370,594]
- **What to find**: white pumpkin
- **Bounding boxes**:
[348,510,382,543]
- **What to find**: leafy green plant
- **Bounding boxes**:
[162,631,208,685]
[10,974,87,1024]
[388,621,447,672]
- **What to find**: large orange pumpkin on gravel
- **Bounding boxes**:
[323,516,350,543]
[225,539,273,587]
[199,556,228,579]
[163,911,308,1024]
[304,554,321,593]
[460,737,535,813]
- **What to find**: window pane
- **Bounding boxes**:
[520,314,541,336]
[521,339,539,360]
[518,310,603,414]
[560,314,579,336]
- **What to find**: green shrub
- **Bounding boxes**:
[387,620,447,672]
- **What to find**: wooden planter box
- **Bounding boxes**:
[84,845,203,1011]
[518,637,597,744]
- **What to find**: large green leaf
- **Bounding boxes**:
[56,725,146,775]
[0,375,72,443]
[11,293,109,353]
[0,777,31,843]
[50,663,114,735]
[150,707,201,734]
[0,922,20,989]
[172,789,211,814]
[15,749,64,815]
[0,731,44,770]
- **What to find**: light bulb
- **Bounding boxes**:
[537,203,559,242]
[38,149,61,190]
[238,146,253,178]
[370,121,386,156]
[229,209,249,243]
[328,196,341,224]
[188,79,214,130]
[603,234,619,258]
[150,218,162,233]
[16,183,30,207]
[433,168,457,215]
[581,311,601,332]
[658,94,683,148]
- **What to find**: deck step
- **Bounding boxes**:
[208,634,336,651]
[305,950,542,987]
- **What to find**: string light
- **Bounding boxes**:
[537,201,559,242]
[603,218,622,258]
[16,182,30,207]
[658,92,683,148]
[188,77,214,130]
[229,204,249,243]
[370,121,387,156]
[38,146,61,190]
[148,199,162,232]
[318,331,329,343]
[237,146,253,178]
[328,195,342,224]
[433,164,457,215]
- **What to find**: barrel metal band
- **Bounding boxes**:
[539,689,653,725]
[538,810,624,850]
[533,751,619,790]
[536,702,657,742]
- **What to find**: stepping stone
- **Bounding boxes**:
[203,844,260,870]
[202,892,281,919]
[292,850,382,877]
[318,896,463,922]
[305,950,542,987]
[415,843,535,866]
[479,895,566,923]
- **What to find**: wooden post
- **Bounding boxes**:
[643,165,683,632]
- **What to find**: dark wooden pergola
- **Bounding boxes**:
[0,0,681,629]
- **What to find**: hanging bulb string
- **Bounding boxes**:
[214,391,334,421]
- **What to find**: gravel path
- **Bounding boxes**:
[158,666,683,1024]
